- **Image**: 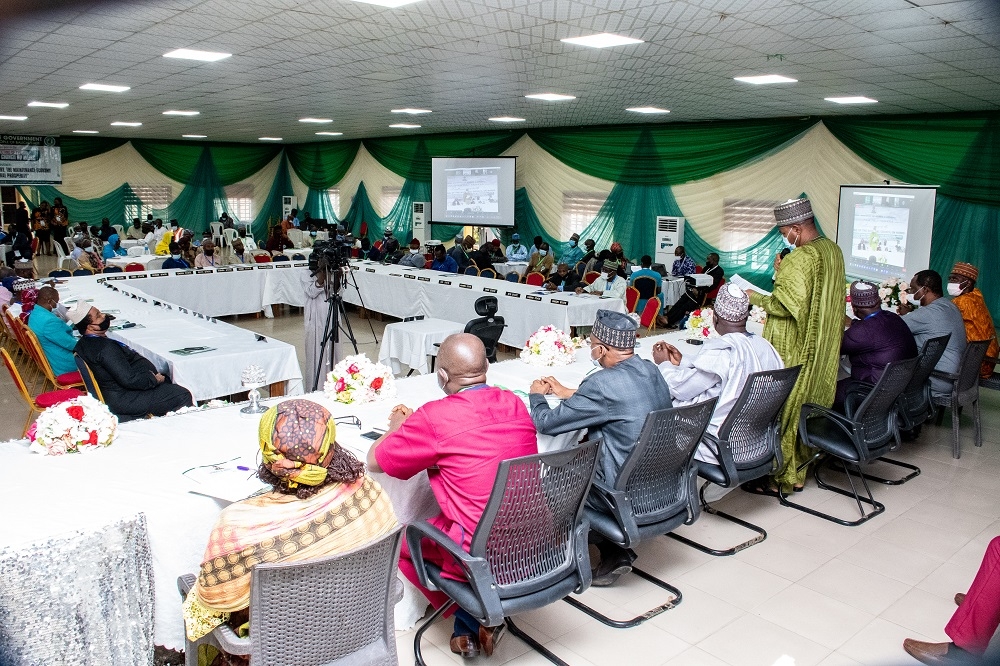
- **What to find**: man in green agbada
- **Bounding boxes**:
[747,197,845,491]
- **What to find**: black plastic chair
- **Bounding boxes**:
[632,275,657,301]
[781,357,918,526]
[669,366,801,556]
[567,400,716,628]
[932,338,992,458]
[47,269,72,278]
[407,441,601,666]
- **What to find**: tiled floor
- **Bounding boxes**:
[5,254,999,664]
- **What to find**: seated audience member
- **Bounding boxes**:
[525,242,554,277]
[71,222,88,245]
[76,239,104,272]
[834,281,917,411]
[468,242,492,270]
[228,239,249,265]
[530,311,672,585]
[69,303,194,419]
[587,249,612,274]
[184,399,397,652]
[659,253,725,328]
[448,233,471,271]
[154,229,173,255]
[561,232,584,267]
[609,242,630,277]
[653,285,783,463]
[630,255,662,311]
[544,263,581,292]
[126,218,144,240]
[237,228,257,251]
[27,286,78,376]
[948,262,999,378]
[505,233,529,262]
[488,239,505,263]
[179,234,199,266]
[69,239,85,263]
[169,219,182,241]
[218,211,234,229]
[380,228,400,258]
[368,334,537,659]
[898,269,967,398]
[397,238,426,268]
[141,223,156,246]
[102,233,127,259]
[151,218,167,242]
[194,240,219,268]
[162,242,190,269]
[98,217,115,242]
[671,245,697,277]
[265,226,292,253]
[580,238,597,266]
[576,259,627,302]
[431,244,458,273]
[903,536,1000,665]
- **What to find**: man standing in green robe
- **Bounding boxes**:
[746,197,845,491]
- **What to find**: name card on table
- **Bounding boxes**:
[389,273,401,277]
[106,275,125,281]
[352,265,361,271]
[274,263,290,268]
[439,280,451,285]
[460,283,472,289]
[526,295,542,301]
[150,272,168,278]
[195,269,213,274]
[551,299,569,306]
[96,278,106,283]
[404,273,416,279]
[418,276,430,282]
[175,271,193,276]
[216,267,233,273]
[366,268,376,273]
[257,265,273,270]
[236,266,254,272]
[506,291,521,298]
[294,262,309,267]
[127,274,147,279]
[483,287,497,294]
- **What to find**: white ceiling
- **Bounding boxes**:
[1,0,998,143]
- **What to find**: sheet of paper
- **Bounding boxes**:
[729,273,771,297]
[184,457,269,503]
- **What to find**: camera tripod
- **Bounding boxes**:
[312,262,378,391]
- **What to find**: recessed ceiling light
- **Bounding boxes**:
[73,130,99,134]
[825,96,878,104]
[299,117,333,123]
[488,116,526,123]
[259,137,282,141]
[163,48,232,62]
[349,0,423,7]
[315,131,344,136]
[391,108,432,115]
[110,121,142,127]
[525,93,576,102]
[626,106,670,114]
[560,33,644,49]
[80,83,130,92]
[163,110,200,116]
[389,123,420,129]
[28,101,68,109]
[0,115,28,121]
[734,74,797,84]
[182,134,207,138]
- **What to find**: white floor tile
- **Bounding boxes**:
[753,584,875,650]
[697,614,831,666]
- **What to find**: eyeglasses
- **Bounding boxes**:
[334,415,361,429]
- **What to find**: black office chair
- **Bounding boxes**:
[567,400,716,628]
[407,442,601,666]
[932,338,992,458]
[669,366,801,556]
[782,357,918,526]
[465,296,506,363]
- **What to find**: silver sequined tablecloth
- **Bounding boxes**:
[0,513,154,666]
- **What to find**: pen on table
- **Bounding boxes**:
[237,465,250,471]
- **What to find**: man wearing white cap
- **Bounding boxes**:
[653,284,784,465]
[68,301,194,420]
[505,233,529,262]
[744,197,844,493]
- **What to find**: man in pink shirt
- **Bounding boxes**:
[368,333,537,659]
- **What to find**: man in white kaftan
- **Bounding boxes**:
[653,283,783,464]
[301,267,342,392]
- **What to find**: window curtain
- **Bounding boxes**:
[17,183,142,226]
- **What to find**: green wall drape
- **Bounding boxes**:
[287,141,361,189]
[60,137,129,164]
[18,183,141,226]
[161,147,229,233]
[251,152,293,240]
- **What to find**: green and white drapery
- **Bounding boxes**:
[16,112,1000,311]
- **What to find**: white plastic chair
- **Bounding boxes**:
[287,228,304,248]
[127,246,146,257]
[55,241,73,269]
[145,257,166,270]
[112,224,124,239]
[210,222,224,248]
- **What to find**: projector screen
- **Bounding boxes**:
[836,184,937,283]
[431,156,516,227]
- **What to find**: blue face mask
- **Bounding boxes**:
[569,240,577,247]
[783,228,798,251]
[171,254,181,260]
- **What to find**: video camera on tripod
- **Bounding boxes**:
[308,238,353,276]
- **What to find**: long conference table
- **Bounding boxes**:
[344,260,628,347]
[0,328,699,655]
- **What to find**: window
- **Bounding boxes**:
[327,188,340,218]
[380,186,401,216]
[129,185,172,220]
[225,184,254,223]
[721,198,783,271]
[562,191,606,236]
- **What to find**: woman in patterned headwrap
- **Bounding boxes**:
[182,399,397,662]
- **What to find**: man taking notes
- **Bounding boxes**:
[576,259,627,302]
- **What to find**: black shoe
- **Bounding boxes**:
[592,552,633,587]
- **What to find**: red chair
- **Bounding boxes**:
[424,260,433,269]
[703,277,725,306]
[525,272,545,286]
[350,248,360,258]
[583,271,601,285]
[3,348,84,436]
[20,324,84,391]
[639,296,661,333]
[124,262,145,272]
[694,265,703,274]
[253,253,271,263]
[625,286,640,313]
[373,240,383,251]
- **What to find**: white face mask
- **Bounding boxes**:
[410,248,420,254]
[947,282,963,297]
[539,249,547,256]
[907,287,923,305]
[783,229,799,249]
[171,254,181,260]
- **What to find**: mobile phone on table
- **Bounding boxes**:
[360,429,386,441]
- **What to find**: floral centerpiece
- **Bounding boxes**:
[878,277,906,309]
[521,325,584,367]
[749,305,767,326]
[686,308,718,339]
[28,395,118,456]
[324,354,396,404]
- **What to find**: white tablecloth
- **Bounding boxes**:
[106,254,159,269]
[43,276,303,400]
[120,239,143,248]
[344,261,627,347]
[492,261,528,278]
[378,318,465,375]
[0,329,692,650]
[661,277,687,307]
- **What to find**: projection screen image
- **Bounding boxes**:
[445,167,500,214]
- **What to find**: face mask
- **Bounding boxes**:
[947,282,963,297]
[783,229,798,250]
[569,240,577,247]
[310,231,317,237]
[98,315,112,331]
[591,346,603,367]
[539,250,547,256]
[410,248,420,254]
[205,249,214,256]
[171,254,181,260]
[512,242,519,247]
[907,287,923,306]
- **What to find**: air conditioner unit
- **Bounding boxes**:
[281,196,297,219]
[411,201,430,244]
[653,215,685,267]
